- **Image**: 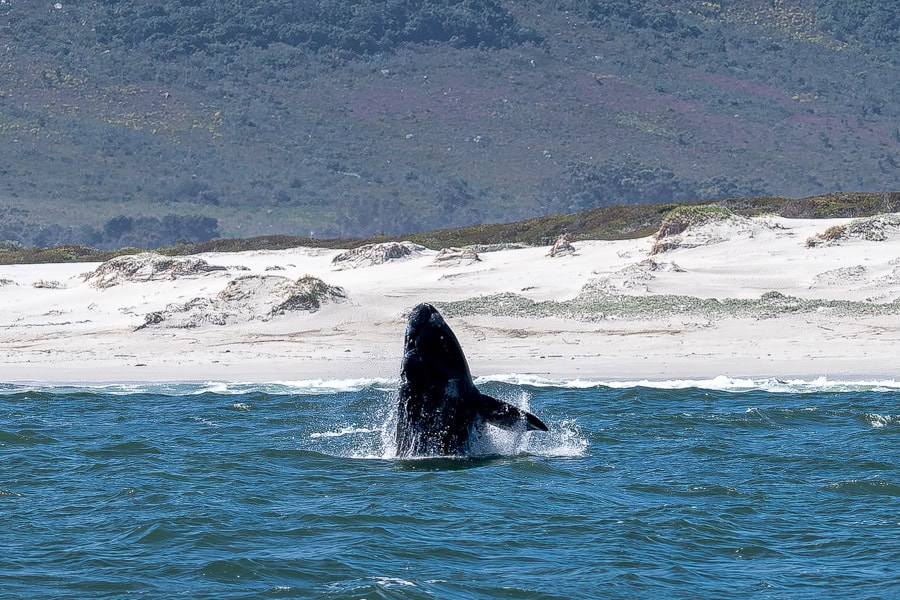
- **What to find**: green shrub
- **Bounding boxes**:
[655,205,734,239]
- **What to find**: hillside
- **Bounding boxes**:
[0,0,898,248]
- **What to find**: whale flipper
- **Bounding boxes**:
[476,393,548,432]
[395,303,549,457]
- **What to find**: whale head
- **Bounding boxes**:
[394,303,548,457]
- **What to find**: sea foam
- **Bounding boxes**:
[2,375,898,396]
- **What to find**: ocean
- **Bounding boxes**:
[2,377,898,599]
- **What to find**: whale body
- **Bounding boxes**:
[394,303,548,457]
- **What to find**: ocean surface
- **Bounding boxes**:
[2,376,898,599]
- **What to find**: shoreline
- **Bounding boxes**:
[2,213,899,384]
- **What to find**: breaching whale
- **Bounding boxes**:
[394,303,548,457]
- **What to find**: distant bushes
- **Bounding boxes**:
[815,0,900,45]
[553,0,899,47]
[548,158,683,212]
[88,0,542,58]
[545,157,769,212]
[0,245,116,265]
[549,0,698,35]
[1,214,219,250]
[96,215,220,248]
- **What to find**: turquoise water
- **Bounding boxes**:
[2,377,898,599]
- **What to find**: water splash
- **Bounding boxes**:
[306,387,588,461]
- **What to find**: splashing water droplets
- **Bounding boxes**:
[304,385,585,460]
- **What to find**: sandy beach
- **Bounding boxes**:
[1,213,899,383]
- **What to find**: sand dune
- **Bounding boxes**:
[1,214,898,383]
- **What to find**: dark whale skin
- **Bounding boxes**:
[395,303,548,457]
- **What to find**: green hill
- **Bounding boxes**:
[0,0,897,248]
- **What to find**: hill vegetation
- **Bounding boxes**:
[3,192,897,265]
[0,0,897,248]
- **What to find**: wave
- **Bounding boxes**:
[0,378,396,396]
[823,479,900,497]
[476,374,900,393]
[1,374,898,395]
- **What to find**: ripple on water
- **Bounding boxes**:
[81,441,163,457]
[0,429,59,445]
[824,479,900,497]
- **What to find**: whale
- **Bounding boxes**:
[394,303,548,457]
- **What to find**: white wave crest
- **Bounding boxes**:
[863,413,896,429]
[0,378,398,396]
[4,374,897,396]
[477,374,900,393]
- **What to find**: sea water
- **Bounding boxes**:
[1,377,898,599]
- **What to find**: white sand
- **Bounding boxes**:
[1,214,899,383]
